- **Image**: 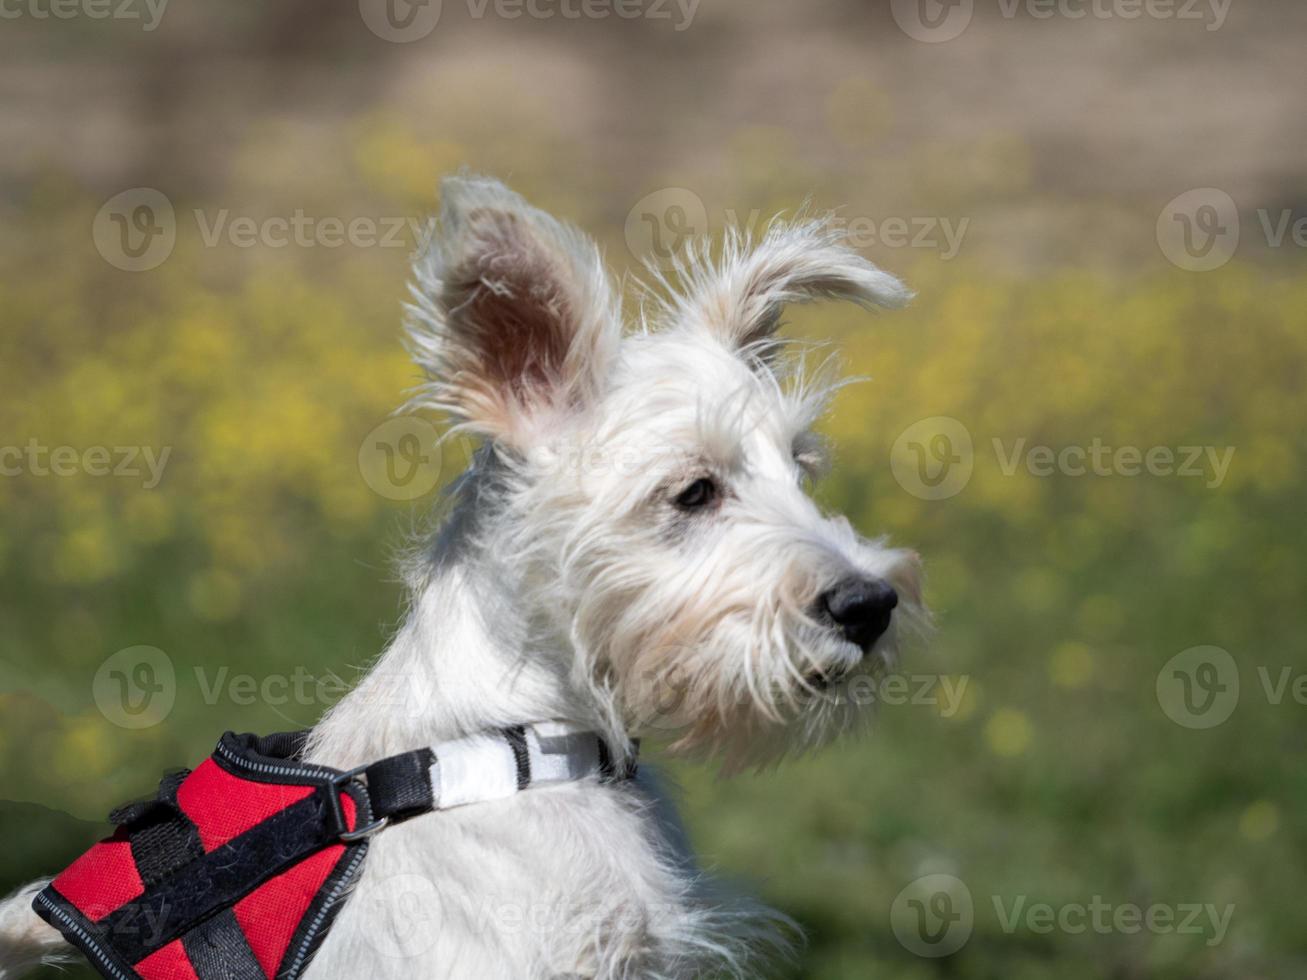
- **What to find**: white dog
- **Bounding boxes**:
[1,176,925,979]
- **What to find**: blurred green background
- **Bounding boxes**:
[2,1,1306,977]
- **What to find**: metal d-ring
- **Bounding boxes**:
[330,764,390,842]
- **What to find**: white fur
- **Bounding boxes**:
[0,881,75,977]
[0,176,925,980]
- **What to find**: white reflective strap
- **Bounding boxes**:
[526,725,601,785]
[531,720,591,740]
[423,722,626,811]
[430,732,519,809]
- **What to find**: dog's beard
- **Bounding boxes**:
[601,599,909,771]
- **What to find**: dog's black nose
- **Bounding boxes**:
[820,577,898,651]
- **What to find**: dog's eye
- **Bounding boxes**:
[673,477,718,511]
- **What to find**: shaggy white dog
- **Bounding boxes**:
[1,176,925,979]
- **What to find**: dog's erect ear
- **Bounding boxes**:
[406,176,619,448]
[668,218,911,357]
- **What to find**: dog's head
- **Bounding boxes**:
[407,176,926,766]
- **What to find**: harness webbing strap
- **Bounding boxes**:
[181,910,264,980]
[363,746,436,820]
[359,722,636,824]
[97,791,339,964]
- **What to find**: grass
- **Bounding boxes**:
[2,191,1305,979]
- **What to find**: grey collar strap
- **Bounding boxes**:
[338,721,637,839]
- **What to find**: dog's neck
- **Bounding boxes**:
[305,500,608,770]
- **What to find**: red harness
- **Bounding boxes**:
[34,732,371,980]
[35,726,633,980]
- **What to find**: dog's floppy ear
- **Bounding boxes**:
[669,218,911,357]
[406,175,619,448]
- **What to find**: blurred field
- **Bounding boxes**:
[3,2,1306,978]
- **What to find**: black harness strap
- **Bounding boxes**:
[181,910,265,980]
[113,770,204,887]
[99,791,341,965]
[362,747,436,823]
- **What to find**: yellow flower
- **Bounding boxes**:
[1050,642,1095,689]
[188,569,243,622]
[985,709,1033,758]
[1239,801,1279,842]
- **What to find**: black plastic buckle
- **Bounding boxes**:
[326,765,390,843]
